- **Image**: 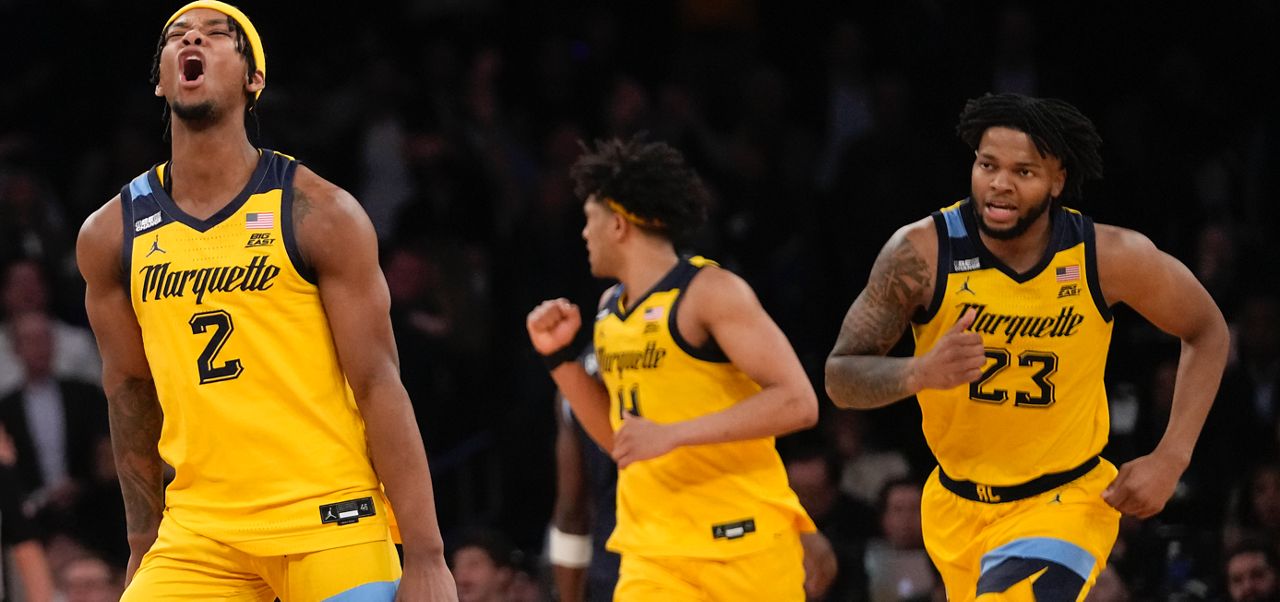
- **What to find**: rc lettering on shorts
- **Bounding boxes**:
[319,497,376,526]
[711,518,756,540]
[245,232,276,247]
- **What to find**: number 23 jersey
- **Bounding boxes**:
[121,150,387,554]
[911,199,1113,486]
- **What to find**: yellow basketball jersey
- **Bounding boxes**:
[911,200,1113,486]
[594,257,815,559]
[121,150,389,555]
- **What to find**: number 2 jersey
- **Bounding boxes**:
[594,257,815,559]
[120,150,389,555]
[911,199,1113,486]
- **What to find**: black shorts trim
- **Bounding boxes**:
[938,456,1100,503]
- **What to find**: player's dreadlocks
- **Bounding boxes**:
[956,93,1103,202]
[571,136,709,245]
[149,18,259,138]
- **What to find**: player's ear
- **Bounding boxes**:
[1051,167,1066,199]
[246,70,265,95]
[609,211,628,240]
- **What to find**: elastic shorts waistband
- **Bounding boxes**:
[938,456,1100,503]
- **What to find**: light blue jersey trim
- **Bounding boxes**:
[943,207,967,238]
[981,537,1095,581]
[322,580,399,601]
[127,173,153,200]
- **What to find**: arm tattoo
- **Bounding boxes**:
[292,185,313,228]
[107,377,165,537]
[292,185,315,269]
[826,237,932,408]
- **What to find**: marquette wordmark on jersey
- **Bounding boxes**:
[597,341,668,379]
[138,255,281,304]
[957,303,1085,344]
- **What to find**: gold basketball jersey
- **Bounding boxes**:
[911,199,1113,486]
[594,257,814,559]
[121,150,389,555]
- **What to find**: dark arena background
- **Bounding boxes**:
[2,0,1279,599]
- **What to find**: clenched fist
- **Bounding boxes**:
[527,298,583,355]
[909,308,986,392]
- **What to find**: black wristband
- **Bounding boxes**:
[541,343,581,371]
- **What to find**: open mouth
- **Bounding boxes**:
[982,200,1018,222]
[182,57,205,83]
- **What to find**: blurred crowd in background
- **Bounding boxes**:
[3,1,1280,600]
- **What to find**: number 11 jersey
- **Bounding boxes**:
[911,199,1114,486]
[593,257,814,559]
[121,150,389,555]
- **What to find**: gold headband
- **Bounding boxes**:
[605,199,665,229]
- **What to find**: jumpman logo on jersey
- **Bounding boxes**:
[956,277,976,295]
[1049,493,1062,505]
[146,236,166,258]
[324,507,337,520]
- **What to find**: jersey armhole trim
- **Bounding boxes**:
[1083,218,1113,323]
[279,160,317,285]
[119,189,134,288]
[668,266,730,363]
[913,213,949,324]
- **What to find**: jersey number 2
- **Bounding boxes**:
[190,310,244,384]
[969,348,1058,407]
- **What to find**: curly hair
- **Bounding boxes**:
[150,16,259,137]
[956,93,1103,202]
[570,136,709,244]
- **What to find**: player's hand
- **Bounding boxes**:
[1102,451,1187,518]
[527,298,582,356]
[908,308,985,391]
[611,414,679,468]
[396,554,459,601]
[800,531,838,600]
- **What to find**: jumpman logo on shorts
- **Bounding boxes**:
[957,277,976,295]
[147,236,167,257]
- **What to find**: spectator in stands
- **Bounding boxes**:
[1,424,56,601]
[452,529,522,602]
[863,478,936,602]
[785,440,876,601]
[57,553,122,602]
[1225,540,1280,602]
[0,259,101,395]
[0,310,109,527]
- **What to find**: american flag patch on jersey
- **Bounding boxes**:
[245,212,274,230]
[1055,264,1080,282]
